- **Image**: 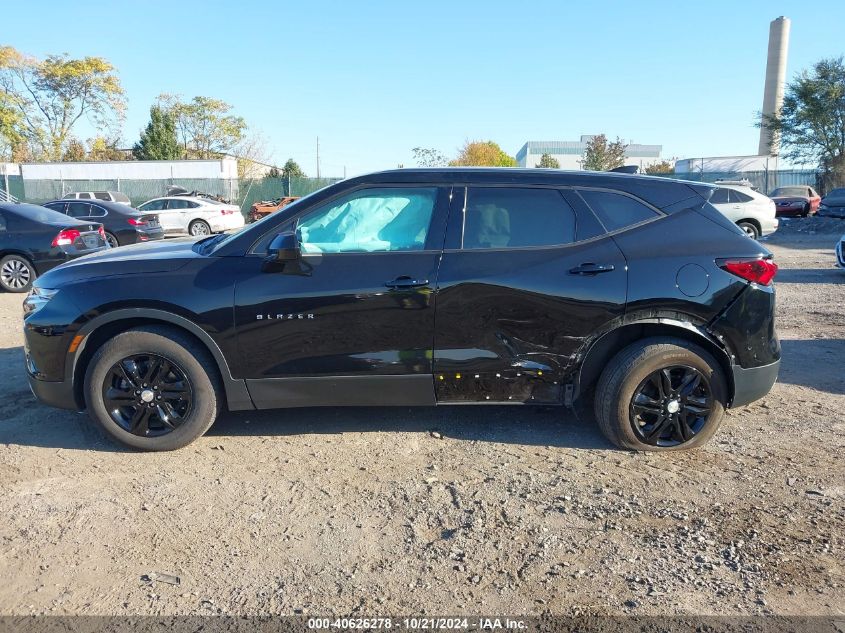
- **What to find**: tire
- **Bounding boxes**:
[0,254,36,293]
[188,220,211,236]
[84,325,222,451]
[594,337,727,451]
[802,204,811,217]
[105,231,120,248]
[737,221,759,239]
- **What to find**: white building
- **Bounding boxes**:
[516,136,663,170]
[673,155,782,174]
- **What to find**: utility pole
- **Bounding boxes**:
[316,136,321,179]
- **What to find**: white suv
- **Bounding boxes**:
[709,184,778,239]
[63,191,131,205]
[136,196,245,236]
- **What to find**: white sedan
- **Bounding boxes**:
[709,184,778,239]
[136,196,245,236]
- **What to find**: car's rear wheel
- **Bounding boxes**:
[801,203,810,217]
[105,231,120,248]
[737,221,759,239]
[594,337,727,451]
[0,254,35,293]
[84,325,222,451]
[189,220,211,236]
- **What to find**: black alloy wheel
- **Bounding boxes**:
[101,353,193,437]
[629,365,711,447]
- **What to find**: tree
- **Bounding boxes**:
[0,46,125,160]
[449,140,516,167]
[536,153,560,168]
[283,158,305,179]
[133,105,180,160]
[61,138,86,162]
[234,132,273,179]
[644,160,674,175]
[762,57,845,186]
[158,94,246,159]
[267,166,281,178]
[412,147,448,167]
[581,134,628,171]
[88,136,128,161]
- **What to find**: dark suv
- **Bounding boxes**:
[23,169,780,452]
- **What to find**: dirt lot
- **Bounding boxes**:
[0,218,843,617]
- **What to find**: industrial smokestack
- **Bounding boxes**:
[758,16,791,156]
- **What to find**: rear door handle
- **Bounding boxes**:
[385,276,429,288]
[569,262,615,275]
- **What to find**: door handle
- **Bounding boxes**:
[569,262,615,275]
[385,276,429,288]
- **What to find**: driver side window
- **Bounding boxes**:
[295,187,437,253]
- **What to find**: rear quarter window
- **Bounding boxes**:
[577,190,660,232]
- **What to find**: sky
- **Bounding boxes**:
[5,0,845,176]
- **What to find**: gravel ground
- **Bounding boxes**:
[0,217,843,617]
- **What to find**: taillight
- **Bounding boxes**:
[51,229,81,247]
[98,226,106,240]
[127,217,147,226]
[718,258,778,286]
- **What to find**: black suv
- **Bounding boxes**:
[23,169,780,451]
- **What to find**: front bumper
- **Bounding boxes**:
[731,359,780,407]
[27,372,79,410]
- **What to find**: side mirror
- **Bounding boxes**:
[267,231,301,262]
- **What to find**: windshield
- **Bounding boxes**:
[771,187,806,197]
[205,189,320,254]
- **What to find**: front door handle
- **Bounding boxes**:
[385,276,429,288]
[569,262,615,275]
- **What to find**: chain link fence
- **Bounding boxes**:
[0,176,342,215]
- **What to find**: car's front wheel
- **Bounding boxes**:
[84,325,222,451]
[188,220,211,236]
[0,254,35,293]
[594,337,727,451]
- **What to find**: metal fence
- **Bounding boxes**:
[0,176,342,214]
[655,169,821,193]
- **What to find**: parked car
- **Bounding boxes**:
[43,199,164,248]
[836,234,845,270]
[817,188,845,218]
[1,203,108,293]
[136,196,245,236]
[62,191,132,205]
[249,196,300,223]
[769,186,821,217]
[23,169,780,452]
[708,184,778,238]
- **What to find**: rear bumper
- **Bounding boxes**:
[730,359,780,408]
[760,217,779,236]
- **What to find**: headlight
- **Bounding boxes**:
[23,287,59,316]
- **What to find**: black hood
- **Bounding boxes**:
[35,237,202,287]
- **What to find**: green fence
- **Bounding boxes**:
[654,169,821,194]
[2,176,342,213]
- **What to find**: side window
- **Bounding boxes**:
[139,200,165,211]
[462,187,575,249]
[43,202,66,214]
[729,189,753,203]
[709,188,730,204]
[167,199,190,209]
[94,192,110,201]
[79,193,92,199]
[67,202,92,218]
[88,205,108,218]
[296,187,437,253]
[577,190,660,232]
